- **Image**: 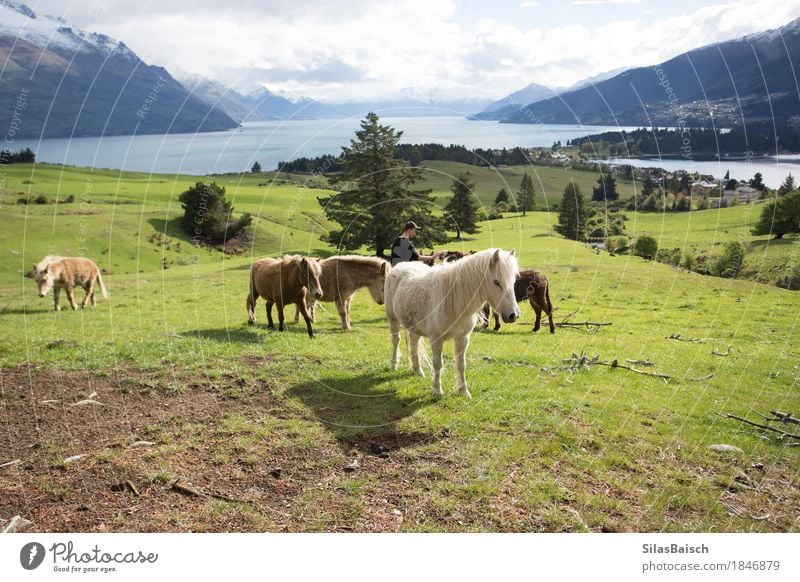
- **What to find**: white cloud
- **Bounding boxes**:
[571,0,640,5]
[520,1,539,7]
[29,0,800,102]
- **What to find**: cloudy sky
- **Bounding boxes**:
[29,0,800,101]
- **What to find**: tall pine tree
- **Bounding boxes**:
[517,173,535,216]
[592,172,619,202]
[555,182,588,241]
[445,174,480,240]
[317,113,445,256]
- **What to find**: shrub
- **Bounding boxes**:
[680,251,696,271]
[65,195,75,203]
[656,247,681,266]
[178,182,252,244]
[777,263,800,290]
[34,194,49,204]
[710,241,746,278]
[633,235,658,260]
[605,236,629,255]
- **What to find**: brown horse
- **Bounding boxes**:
[29,256,108,311]
[294,255,390,330]
[247,255,323,338]
[483,269,555,333]
[439,250,476,263]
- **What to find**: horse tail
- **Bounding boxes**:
[96,270,109,299]
[545,282,553,314]
[247,266,258,323]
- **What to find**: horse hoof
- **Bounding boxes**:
[459,389,472,399]
[248,320,255,326]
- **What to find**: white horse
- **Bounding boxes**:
[384,248,520,398]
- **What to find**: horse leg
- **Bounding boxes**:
[344,297,353,330]
[82,280,93,308]
[265,301,275,329]
[531,297,542,332]
[298,299,315,338]
[430,338,444,398]
[336,298,348,330]
[66,286,78,311]
[409,332,424,377]
[454,334,471,398]
[493,312,500,332]
[53,287,61,312]
[388,315,401,371]
[277,302,287,331]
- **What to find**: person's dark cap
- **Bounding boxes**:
[404,221,421,231]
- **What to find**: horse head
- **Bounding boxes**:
[300,257,324,300]
[485,249,520,324]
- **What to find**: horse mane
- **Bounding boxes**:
[431,248,518,317]
[35,255,62,272]
[324,255,386,267]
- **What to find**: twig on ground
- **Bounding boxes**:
[0,459,21,468]
[551,352,714,382]
[2,515,33,533]
[712,346,732,357]
[666,333,711,343]
[720,413,800,440]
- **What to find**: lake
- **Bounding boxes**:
[13,117,635,175]
[12,116,800,187]
[607,156,800,189]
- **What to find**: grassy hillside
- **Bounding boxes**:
[418,160,638,209]
[0,162,797,533]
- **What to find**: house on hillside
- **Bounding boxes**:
[723,185,760,205]
[691,180,720,196]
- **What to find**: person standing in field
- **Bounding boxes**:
[390,221,421,266]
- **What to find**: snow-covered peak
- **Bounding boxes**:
[0,0,138,61]
[741,16,800,44]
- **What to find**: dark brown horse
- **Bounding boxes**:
[247,255,323,338]
[483,270,555,333]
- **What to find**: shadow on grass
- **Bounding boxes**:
[192,326,263,343]
[289,368,439,449]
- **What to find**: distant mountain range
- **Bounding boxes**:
[495,19,800,127]
[176,72,493,122]
[0,0,238,139]
[471,69,625,121]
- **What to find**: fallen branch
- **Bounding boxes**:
[170,479,240,502]
[555,313,612,331]
[626,359,655,367]
[721,413,800,441]
[553,352,714,382]
[712,346,732,357]
[2,515,32,533]
[126,480,140,496]
[771,410,800,425]
[665,333,711,343]
[0,459,21,469]
[171,480,202,497]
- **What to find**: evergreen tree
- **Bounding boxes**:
[251,161,262,173]
[495,188,509,205]
[749,172,766,191]
[592,172,619,202]
[555,182,588,241]
[517,173,535,216]
[179,182,252,244]
[751,191,800,239]
[679,174,691,193]
[317,113,445,256]
[778,173,796,196]
[725,178,739,190]
[642,175,655,198]
[445,174,480,240]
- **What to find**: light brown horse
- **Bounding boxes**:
[29,256,108,311]
[294,255,390,330]
[483,269,555,333]
[247,255,323,338]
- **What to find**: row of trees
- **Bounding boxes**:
[568,125,800,156]
[0,147,35,164]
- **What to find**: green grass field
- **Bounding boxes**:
[0,162,798,532]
